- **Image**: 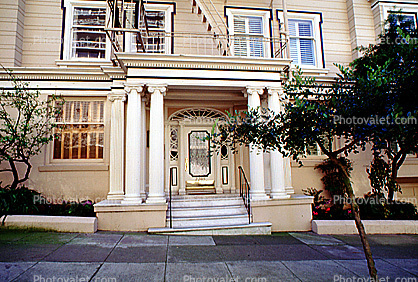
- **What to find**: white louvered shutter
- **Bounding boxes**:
[248,16,264,57]
[233,16,247,56]
[288,19,315,66]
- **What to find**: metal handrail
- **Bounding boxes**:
[169,167,173,228]
[238,166,252,224]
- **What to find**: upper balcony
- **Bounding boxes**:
[104,0,289,65]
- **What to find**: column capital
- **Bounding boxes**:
[267,86,286,101]
[147,85,167,96]
[243,86,264,98]
[124,84,145,95]
[108,94,126,102]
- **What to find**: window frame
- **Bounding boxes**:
[62,0,111,61]
[124,3,174,54]
[48,96,108,165]
[372,1,418,37]
[277,10,324,68]
[225,7,272,58]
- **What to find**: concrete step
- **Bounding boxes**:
[169,199,243,208]
[167,214,250,228]
[148,222,272,235]
[168,205,247,217]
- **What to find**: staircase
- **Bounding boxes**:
[148,194,272,235]
[190,0,231,56]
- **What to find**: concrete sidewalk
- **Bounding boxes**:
[0,230,417,282]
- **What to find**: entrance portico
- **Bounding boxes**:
[94,54,313,232]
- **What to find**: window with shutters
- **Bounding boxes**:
[289,20,315,66]
[53,100,105,160]
[226,8,271,58]
[277,11,324,68]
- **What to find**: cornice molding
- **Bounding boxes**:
[117,53,292,73]
[0,67,110,81]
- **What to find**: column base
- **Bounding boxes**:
[285,186,295,194]
[270,192,291,199]
[178,187,186,196]
[107,192,125,201]
[121,194,142,205]
[146,195,166,204]
[250,192,270,201]
[215,187,223,194]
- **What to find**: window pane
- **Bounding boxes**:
[248,16,263,34]
[298,21,313,37]
[72,7,106,59]
[53,101,105,160]
[300,39,315,65]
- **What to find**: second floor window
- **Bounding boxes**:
[289,19,315,66]
[71,7,107,59]
[233,15,264,57]
[226,8,271,58]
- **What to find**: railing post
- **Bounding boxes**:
[169,167,173,228]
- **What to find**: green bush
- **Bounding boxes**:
[0,185,40,225]
[315,157,353,197]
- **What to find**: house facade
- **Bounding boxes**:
[0,0,417,233]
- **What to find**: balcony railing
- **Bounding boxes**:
[106,30,288,59]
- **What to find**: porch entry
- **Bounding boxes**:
[167,108,234,195]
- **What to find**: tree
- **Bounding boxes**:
[0,67,62,190]
[211,67,378,279]
[350,13,418,202]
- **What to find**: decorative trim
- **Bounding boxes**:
[124,84,145,95]
[108,94,126,102]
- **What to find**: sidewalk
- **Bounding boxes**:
[0,229,417,282]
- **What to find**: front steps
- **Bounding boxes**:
[147,194,272,235]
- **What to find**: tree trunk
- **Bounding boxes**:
[331,156,378,281]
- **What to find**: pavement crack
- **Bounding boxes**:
[88,233,124,282]
[163,235,170,282]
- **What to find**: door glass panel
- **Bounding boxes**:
[189,131,210,177]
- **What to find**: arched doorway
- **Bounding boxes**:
[166,108,235,195]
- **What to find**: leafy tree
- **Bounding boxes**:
[0,67,62,190]
[351,13,418,201]
[211,67,378,279]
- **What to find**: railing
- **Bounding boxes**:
[168,167,174,228]
[106,31,288,58]
[238,166,252,224]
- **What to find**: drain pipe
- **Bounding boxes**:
[282,0,291,59]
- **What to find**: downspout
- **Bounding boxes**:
[282,0,290,59]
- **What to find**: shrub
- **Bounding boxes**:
[315,157,353,197]
[0,185,40,225]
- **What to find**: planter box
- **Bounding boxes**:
[312,220,418,234]
[1,215,97,233]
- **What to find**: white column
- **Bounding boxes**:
[122,85,144,205]
[146,85,167,204]
[245,87,269,201]
[140,98,147,198]
[285,157,294,194]
[267,87,290,199]
[107,92,126,200]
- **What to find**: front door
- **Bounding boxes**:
[184,128,215,193]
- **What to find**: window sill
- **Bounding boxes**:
[291,65,330,76]
[55,59,113,68]
[38,164,109,172]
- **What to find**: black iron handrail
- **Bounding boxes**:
[238,166,252,224]
[169,167,173,228]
